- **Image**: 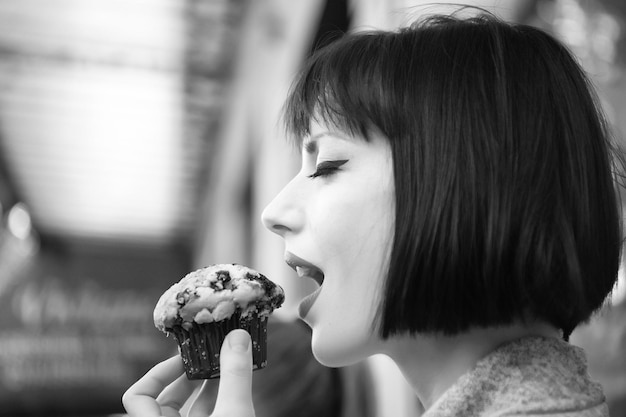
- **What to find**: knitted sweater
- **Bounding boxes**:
[423,336,609,416]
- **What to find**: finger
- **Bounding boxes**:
[156,372,202,417]
[190,329,255,417]
[186,380,218,417]
[122,355,186,417]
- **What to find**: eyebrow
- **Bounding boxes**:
[303,139,318,154]
[303,131,350,154]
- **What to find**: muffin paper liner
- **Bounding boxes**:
[171,313,268,379]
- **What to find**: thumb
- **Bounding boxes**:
[192,329,255,417]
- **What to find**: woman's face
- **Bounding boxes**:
[262,119,395,367]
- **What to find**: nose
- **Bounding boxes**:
[261,178,302,237]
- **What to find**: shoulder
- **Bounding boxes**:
[424,337,609,417]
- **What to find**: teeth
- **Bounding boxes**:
[295,266,312,278]
[295,265,324,286]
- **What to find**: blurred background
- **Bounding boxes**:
[0,0,624,416]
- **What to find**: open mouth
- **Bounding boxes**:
[284,252,325,286]
[285,252,324,319]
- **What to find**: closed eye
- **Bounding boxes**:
[307,159,349,179]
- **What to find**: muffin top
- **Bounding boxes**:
[153,264,285,332]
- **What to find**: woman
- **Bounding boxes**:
[123,11,623,417]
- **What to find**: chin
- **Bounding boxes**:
[310,328,372,368]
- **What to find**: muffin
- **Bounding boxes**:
[153,264,285,379]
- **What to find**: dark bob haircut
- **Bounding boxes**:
[282,13,624,340]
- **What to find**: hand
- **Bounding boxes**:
[122,329,255,417]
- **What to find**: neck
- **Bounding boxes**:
[382,321,560,410]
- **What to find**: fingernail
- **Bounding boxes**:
[228,330,250,352]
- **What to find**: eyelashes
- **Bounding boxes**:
[307,159,349,179]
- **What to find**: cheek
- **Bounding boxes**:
[313,189,394,260]
[314,186,394,316]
